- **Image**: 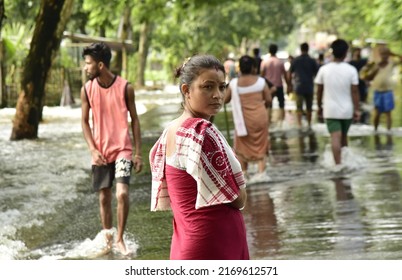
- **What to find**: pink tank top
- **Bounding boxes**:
[261,56,285,87]
[85,76,132,164]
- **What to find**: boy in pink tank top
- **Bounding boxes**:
[81,42,143,255]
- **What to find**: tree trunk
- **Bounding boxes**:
[0,0,6,108]
[10,0,74,140]
[0,0,3,36]
[136,21,153,87]
[0,40,5,108]
[112,3,132,77]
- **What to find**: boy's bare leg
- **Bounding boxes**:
[116,183,130,255]
[385,111,392,131]
[373,109,380,131]
[99,188,113,252]
[306,111,312,128]
[330,131,342,165]
[99,188,113,229]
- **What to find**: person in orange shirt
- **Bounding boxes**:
[81,42,143,255]
[261,43,291,127]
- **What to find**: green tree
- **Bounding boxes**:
[291,0,402,53]
[1,0,40,107]
[82,0,124,37]
[132,0,167,86]
[369,0,402,51]
[150,0,296,82]
[4,0,39,28]
[10,0,74,140]
[0,0,5,107]
[67,0,89,34]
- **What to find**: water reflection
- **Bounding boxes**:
[353,166,402,258]
[269,133,290,165]
[331,177,365,258]
[2,101,402,260]
[243,124,402,259]
[244,189,279,259]
[298,130,319,163]
[374,134,393,152]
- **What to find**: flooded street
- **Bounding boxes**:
[244,128,402,260]
[1,87,402,260]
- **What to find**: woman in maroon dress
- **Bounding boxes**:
[149,54,249,260]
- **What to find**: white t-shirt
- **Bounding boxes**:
[315,62,359,119]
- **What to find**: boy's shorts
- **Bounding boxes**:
[91,158,133,192]
[326,118,352,134]
[374,90,394,113]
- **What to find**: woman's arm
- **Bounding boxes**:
[262,83,272,108]
[230,188,247,210]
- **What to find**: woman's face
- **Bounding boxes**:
[183,68,226,119]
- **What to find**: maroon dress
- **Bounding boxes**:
[150,118,249,260]
[165,165,249,260]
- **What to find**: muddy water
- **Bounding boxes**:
[1,86,402,260]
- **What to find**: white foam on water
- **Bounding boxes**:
[321,144,368,173]
[0,106,147,259]
[1,107,86,259]
[0,184,78,259]
[0,209,42,260]
[0,223,27,260]
[0,239,27,260]
[37,228,139,260]
[309,122,402,139]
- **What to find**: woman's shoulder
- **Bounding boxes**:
[228,77,238,86]
[175,118,221,154]
[257,76,266,84]
[181,118,212,134]
[237,76,265,91]
[229,77,238,83]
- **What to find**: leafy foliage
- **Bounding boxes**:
[4,0,39,28]
[1,0,401,88]
[289,0,402,52]
[82,0,126,37]
[149,0,298,81]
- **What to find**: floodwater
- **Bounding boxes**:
[1,86,402,260]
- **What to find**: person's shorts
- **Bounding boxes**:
[326,119,352,134]
[374,90,394,113]
[296,92,313,112]
[268,86,285,109]
[91,158,133,192]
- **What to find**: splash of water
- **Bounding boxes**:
[36,228,139,260]
[321,144,368,173]
[0,224,27,260]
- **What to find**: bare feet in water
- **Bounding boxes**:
[105,233,113,252]
[116,239,131,256]
[95,231,114,257]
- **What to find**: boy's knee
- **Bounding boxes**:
[116,188,129,202]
